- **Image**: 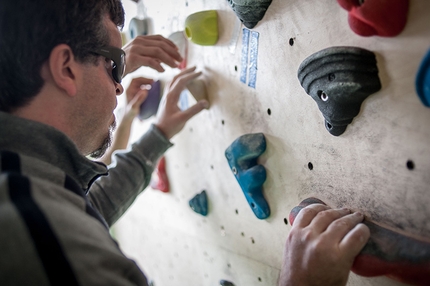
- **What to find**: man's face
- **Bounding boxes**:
[79,15,124,158]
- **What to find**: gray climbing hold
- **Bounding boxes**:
[298,46,381,136]
[226,0,272,29]
[220,280,236,286]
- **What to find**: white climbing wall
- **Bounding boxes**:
[113,1,430,285]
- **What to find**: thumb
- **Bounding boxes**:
[135,89,148,105]
[130,89,148,109]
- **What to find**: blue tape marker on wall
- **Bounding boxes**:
[240,28,250,84]
[248,31,259,88]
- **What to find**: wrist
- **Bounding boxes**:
[153,123,172,140]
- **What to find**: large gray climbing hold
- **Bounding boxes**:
[298,46,381,136]
[226,0,272,29]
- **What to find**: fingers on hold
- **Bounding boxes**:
[150,38,182,60]
[178,71,202,85]
[147,58,164,72]
[143,34,177,48]
[177,66,197,77]
[293,204,331,228]
[170,73,202,98]
[137,45,179,67]
[171,67,194,82]
[309,208,352,232]
[137,89,148,102]
[180,101,206,121]
[339,223,370,256]
[132,77,153,86]
[170,68,200,90]
[127,53,164,73]
[151,46,178,67]
[129,90,147,106]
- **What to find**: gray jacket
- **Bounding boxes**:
[0,111,172,285]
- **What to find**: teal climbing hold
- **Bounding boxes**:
[189,190,208,216]
[225,133,269,219]
[416,49,430,107]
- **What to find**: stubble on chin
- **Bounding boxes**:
[89,119,117,159]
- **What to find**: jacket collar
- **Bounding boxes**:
[0,112,108,190]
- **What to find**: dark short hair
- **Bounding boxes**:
[0,0,125,112]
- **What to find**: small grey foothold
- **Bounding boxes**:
[220,280,236,286]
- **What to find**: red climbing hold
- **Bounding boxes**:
[150,156,169,193]
[289,197,430,285]
[337,0,409,37]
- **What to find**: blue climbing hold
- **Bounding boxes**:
[189,190,208,216]
[416,49,430,107]
[225,133,269,219]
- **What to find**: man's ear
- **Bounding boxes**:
[48,44,79,97]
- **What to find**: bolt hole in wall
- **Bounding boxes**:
[308,162,313,170]
[284,218,288,225]
[234,65,237,72]
[235,209,238,214]
[289,38,294,46]
[222,119,225,125]
[406,160,415,170]
[267,108,271,115]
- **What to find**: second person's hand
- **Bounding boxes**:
[154,67,208,140]
[123,35,183,75]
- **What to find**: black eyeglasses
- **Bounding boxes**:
[93,46,126,84]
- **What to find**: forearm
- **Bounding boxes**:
[88,124,173,226]
[100,116,134,165]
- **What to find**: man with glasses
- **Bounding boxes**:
[0,0,369,285]
[0,0,207,284]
